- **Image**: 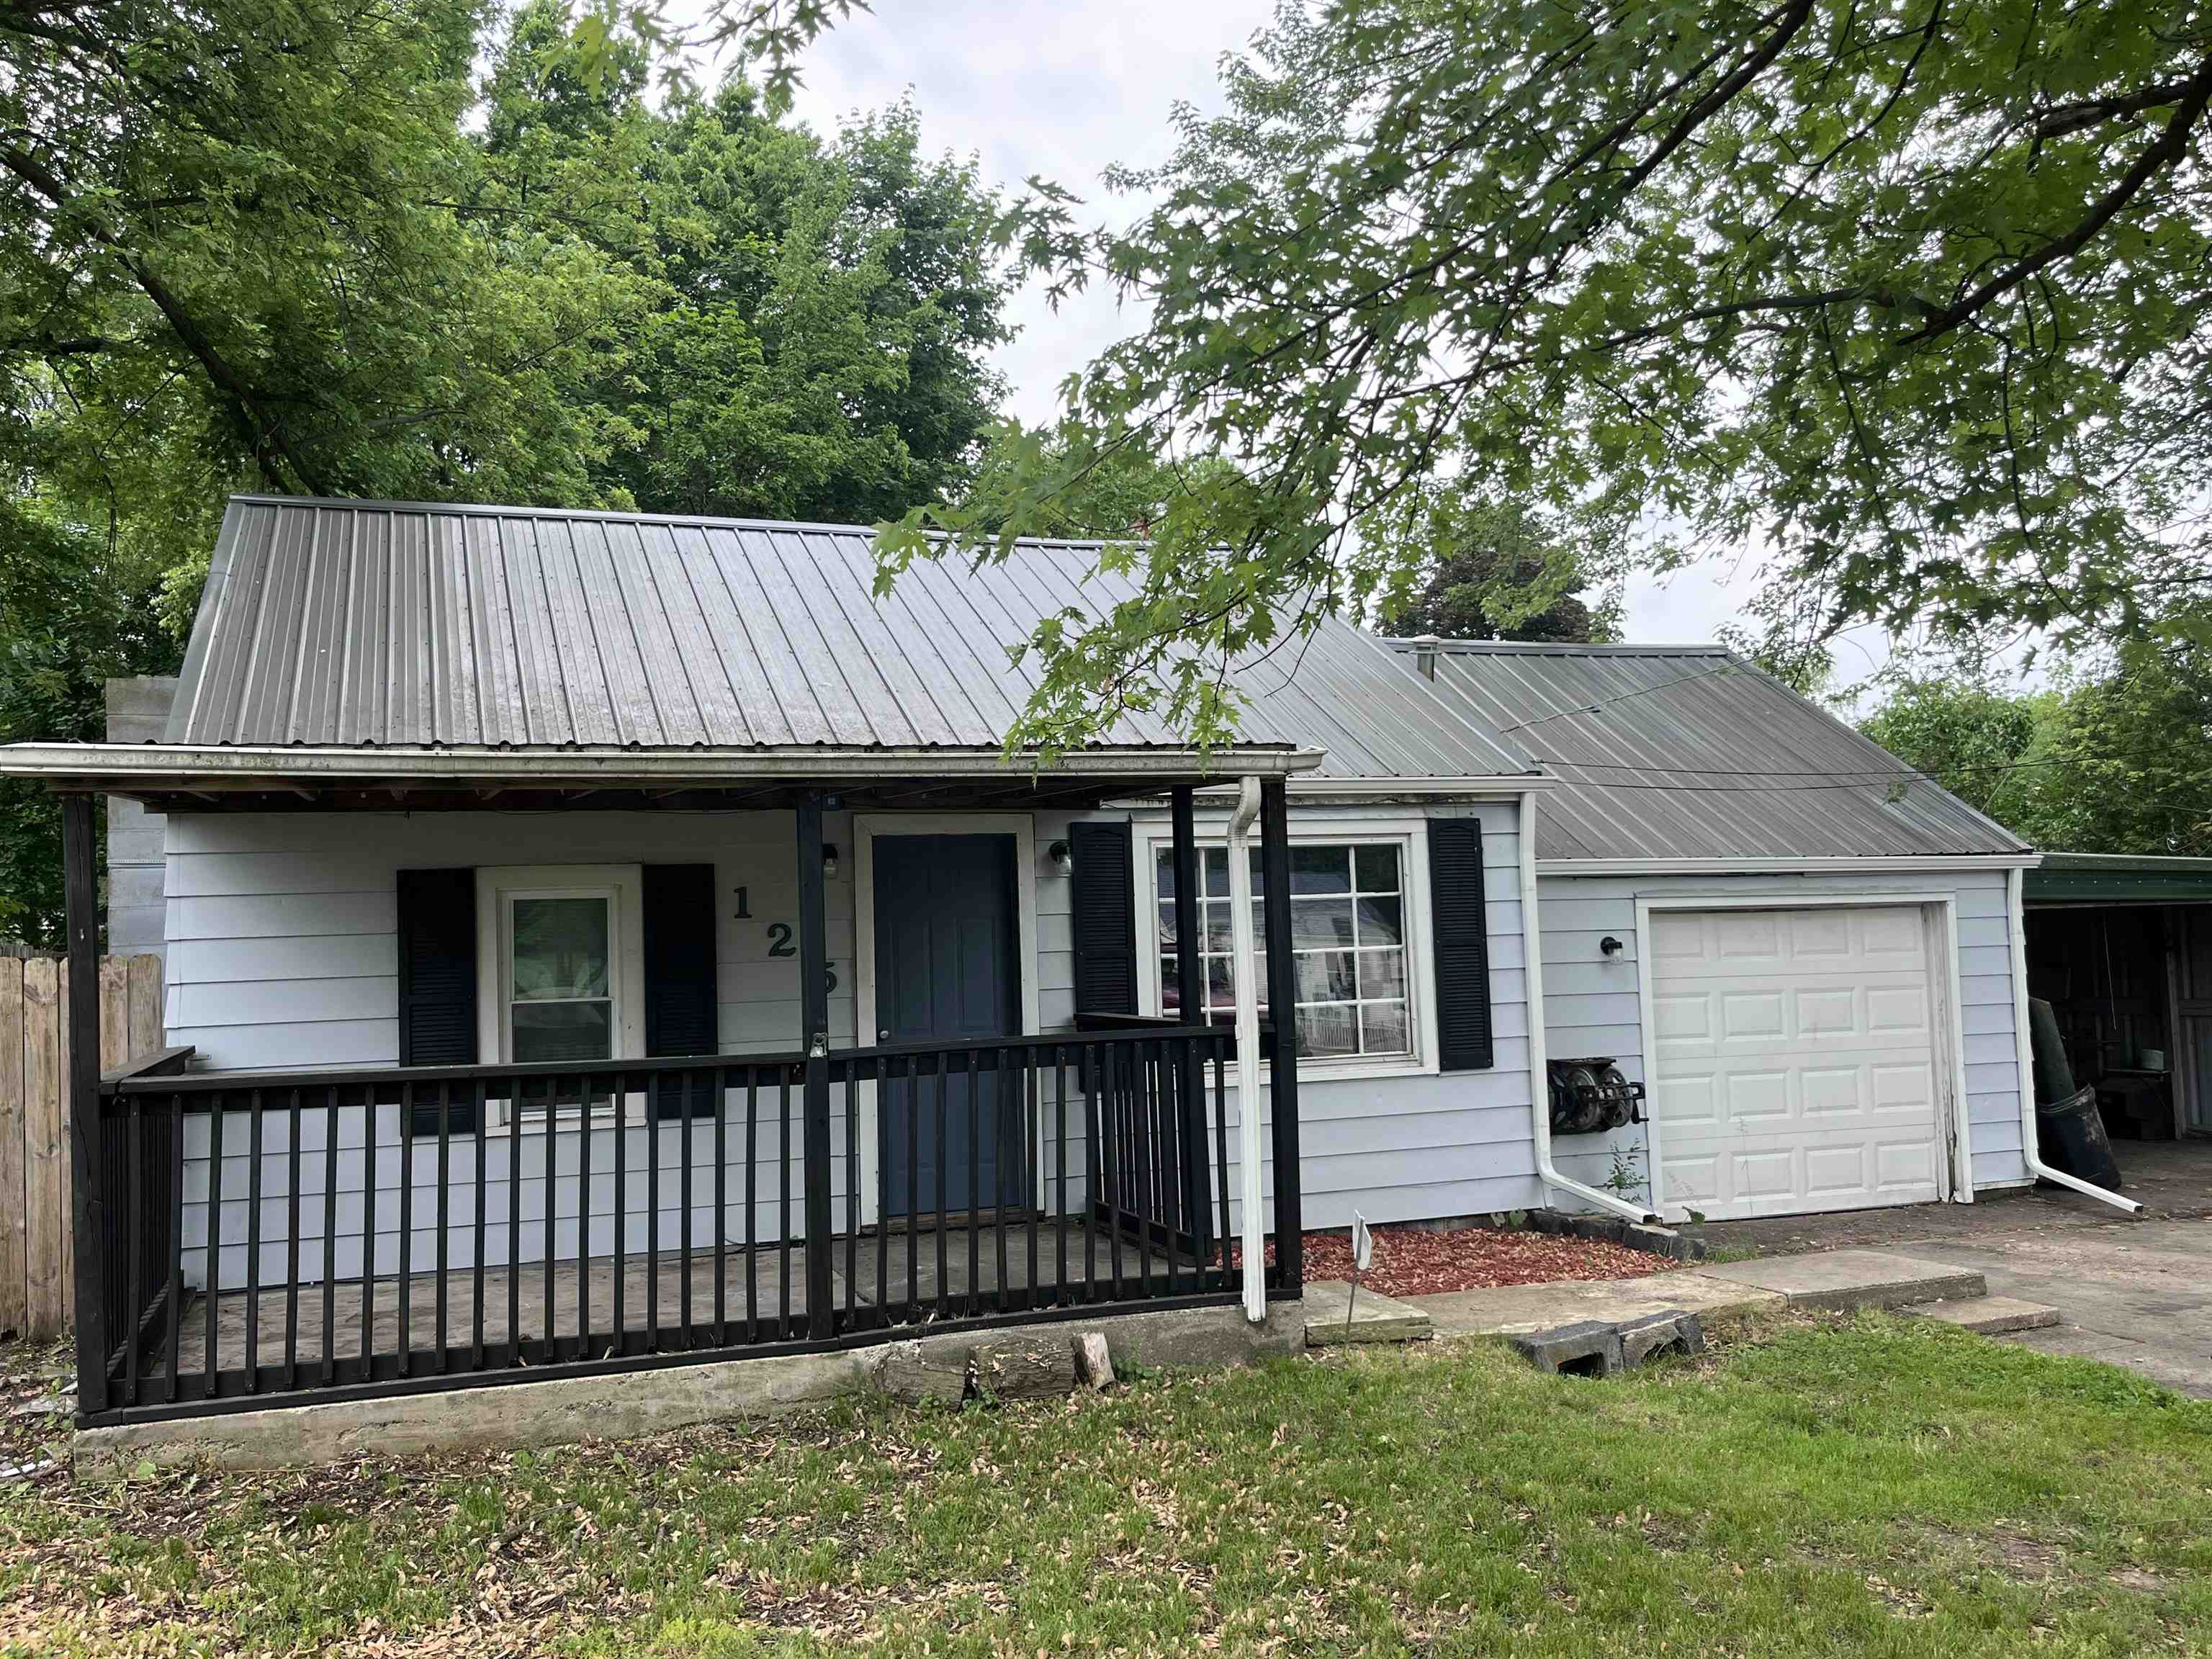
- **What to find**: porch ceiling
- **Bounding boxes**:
[0,738,1323,813]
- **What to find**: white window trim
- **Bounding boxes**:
[475,864,648,1132]
[1130,813,1441,1082]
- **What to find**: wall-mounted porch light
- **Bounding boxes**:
[1599,935,1624,956]
[822,843,840,880]
[1048,838,1073,875]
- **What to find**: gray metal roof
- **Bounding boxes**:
[1388,640,2031,860]
[166,498,1536,781]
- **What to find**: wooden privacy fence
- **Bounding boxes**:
[0,953,162,1341]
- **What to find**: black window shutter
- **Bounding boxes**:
[397,868,479,1133]
[1429,820,1495,1071]
[1070,821,1138,1017]
[644,863,719,1118]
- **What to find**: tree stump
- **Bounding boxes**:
[874,1341,973,1406]
[971,1333,1079,1401]
[1072,1330,1116,1390]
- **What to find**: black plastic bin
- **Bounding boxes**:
[2036,1083,2125,1191]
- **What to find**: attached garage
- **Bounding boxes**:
[1396,639,2042,1223]
[1641,902,1957,1220]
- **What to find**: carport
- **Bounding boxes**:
[2023,853,2212,1143]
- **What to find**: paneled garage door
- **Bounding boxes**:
[1647,905,1945,1220]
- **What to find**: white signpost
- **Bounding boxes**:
[1345,1211,1372,1337]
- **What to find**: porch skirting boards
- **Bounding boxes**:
[73,1296,1305,1478]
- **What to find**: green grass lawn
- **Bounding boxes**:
[3,1313,2208,1656]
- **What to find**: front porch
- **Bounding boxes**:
[9,745,1317,1429]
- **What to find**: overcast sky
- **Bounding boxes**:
[685,1,1810,657]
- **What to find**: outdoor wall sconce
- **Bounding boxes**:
[1048,839,1074,874]
[822,844,840,879]
[1599,935,1624,956]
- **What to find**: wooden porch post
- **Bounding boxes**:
[1169,786,1206,1248]
[1259,776,1302,1290]
[62,793,108,1415]
[796,791,835,1339]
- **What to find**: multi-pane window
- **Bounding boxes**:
[1155,842,1411,1058]
[507,892,616,1064]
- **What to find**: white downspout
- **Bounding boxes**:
[2007,866,2142,1215]
[1520,788,1660,1225]
[1227,775,1269,1321]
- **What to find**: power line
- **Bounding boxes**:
[1532,753,2073,783]
[1490,663,1743,735]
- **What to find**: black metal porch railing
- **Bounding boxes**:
[84,1023,1278,1422]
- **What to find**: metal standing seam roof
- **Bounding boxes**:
[1386,639,2032,861]
[163,497,1539,782]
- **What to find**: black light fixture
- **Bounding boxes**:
[1599,935,1624,956]
[822,843,840,879]
[1048,838,1074,874]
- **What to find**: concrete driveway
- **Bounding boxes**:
[1897,1218,2212,1398]
[1693,1141,2212,1398]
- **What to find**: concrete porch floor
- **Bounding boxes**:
[169,1221,1213,1377]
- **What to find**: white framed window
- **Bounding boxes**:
[475,866,647,1127]
[1133,817,1439,1077]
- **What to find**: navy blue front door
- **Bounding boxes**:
[874,835,1022,1217]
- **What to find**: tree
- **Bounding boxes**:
[1861,629,2212,855]
[475,6,1012,526]
[878,0,2212,747]
[1,0,635,583]
[961,419,1241,540]
[4,0,1012,604]
[1373,493,1617,644]
[0,504,179,948]
[1860,673,2057,835]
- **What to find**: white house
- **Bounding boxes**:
[0,494,2109,1429]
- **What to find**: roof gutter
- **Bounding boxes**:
[0,741,1324,791]
[2005,866,2141,1215]
[1520,786,1660,1225]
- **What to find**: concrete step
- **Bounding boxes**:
[1906,1295,2062,1335]
[1697,1249,1987,1313]
[1303,1280,1432,1346]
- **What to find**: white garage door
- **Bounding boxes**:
[1647,905,1946,1220]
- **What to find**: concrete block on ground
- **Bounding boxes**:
[1527,1210,1707,1263]
[1509,1319,1624,1377]
[1615,1309,1705,1367]
[1907,1295,2061,1335]
[1696,1250,1986,1313]
[1302,1280,1433,1346]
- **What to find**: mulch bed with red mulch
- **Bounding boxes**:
[1245,1223,1678,1299]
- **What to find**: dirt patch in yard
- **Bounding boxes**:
[0,1336,73,1489]
[1247,1223,1678,1297]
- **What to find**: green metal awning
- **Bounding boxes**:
[2024,852,2212,905]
